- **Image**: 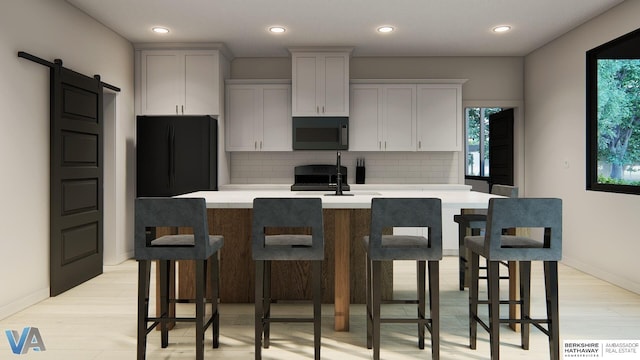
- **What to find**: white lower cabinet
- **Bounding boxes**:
[226,83,291,151]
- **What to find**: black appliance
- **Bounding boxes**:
[291,165,350,191]
[292,116,348,150]
[136,115,217,197]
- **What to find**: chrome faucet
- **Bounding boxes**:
[335,151,343,195]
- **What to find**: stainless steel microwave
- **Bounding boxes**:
[292,117,348,150]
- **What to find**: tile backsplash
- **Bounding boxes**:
[230,151,460,184]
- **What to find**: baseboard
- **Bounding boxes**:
[443,249,458,256]
[0,288,49,321]
[562,256,640,295]
[104,251,135,266]
[123,250,134,262]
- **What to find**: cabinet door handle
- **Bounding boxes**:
[316,106,319,114]
[385,141,387,150]
[181,105,184,115]
[175,105,178,115]
[255,141,257,150]
[322,105,325,114]
[419,140,422,149]
[260,141,263,150]
[379,141,381,150]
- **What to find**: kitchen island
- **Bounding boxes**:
[171,185,499,331]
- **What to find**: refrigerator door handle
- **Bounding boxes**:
[170,125,176,188]
[166,125,171,188]
[167,125,175,189]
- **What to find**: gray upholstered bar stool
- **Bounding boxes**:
[135,197,224,360]
[466,197,562,360]
[454,184,518,290]
[252,198,324,360]
[363,198,443,360]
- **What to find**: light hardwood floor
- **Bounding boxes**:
[1,257,639,359]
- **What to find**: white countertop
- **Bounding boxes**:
[219,183,472,191]
[179,186,496,210]
[178,185,498,253]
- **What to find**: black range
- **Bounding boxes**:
[291,165,351,192]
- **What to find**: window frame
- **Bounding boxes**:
[586,27,640,195]
[464,107,502,179]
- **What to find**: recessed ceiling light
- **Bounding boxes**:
[377,26,395,33]
[152,27,170,34]
[492,25,512,33]
[269,26,286,33]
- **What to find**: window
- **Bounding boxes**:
[587,27,640,195]
[464,107,502,178]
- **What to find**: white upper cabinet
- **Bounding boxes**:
[350,84,416,151]
[349,85,382,151]
[416,84,462,151]
[383,85,417,151]
[140,49,221,115]
[351,80,464,152]
[291,50,351,116]
[225,82,291,151]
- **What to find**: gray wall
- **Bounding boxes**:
[231,56,524,101]
[524,1,640,293]
[229,56,524,185]
[0,0,135,319]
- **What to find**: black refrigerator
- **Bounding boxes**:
[136,115,218,197]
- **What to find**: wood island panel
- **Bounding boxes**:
[176,208,392,305]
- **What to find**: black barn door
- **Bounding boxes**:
[50,63,103,296]
[489,108,515,188]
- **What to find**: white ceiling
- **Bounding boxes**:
[65,0,624,58]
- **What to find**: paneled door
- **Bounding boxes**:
[489,108,515,188]
[50,63,103,296]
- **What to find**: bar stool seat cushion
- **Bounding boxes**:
[465,235,543,254]
[362,235,430,249]
[151,234,224,249]
[466,235,557,261]
[265,234,313,247]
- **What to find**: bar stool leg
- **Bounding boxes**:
[488,261,501,360]
[210,256,220,348]
[545,261,560,360]
[313,260,322,360]
[137,260,151,360]
[417,260,426,349]
[428,260,440,360]
[195,260,205,360]
[255,260,264,360]
[519,261,532,350]
[458,224,466,291]
[263,261,271,348]
[372,260,382,360]
[365,255,372,349]
[159,260,170,348]
[469,252,479,349]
